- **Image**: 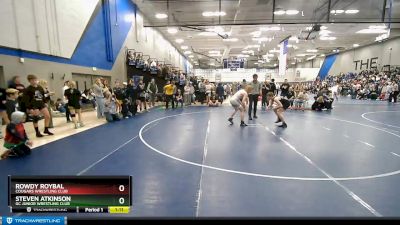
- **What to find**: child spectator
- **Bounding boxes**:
[64,81,84,129]
[1,111,32,159]
[22,74,54,137]
[5,88,19,121]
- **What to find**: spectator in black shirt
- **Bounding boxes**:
[280,79,290,98]
[113,80,125,114]
[0,88,9,138]
[23,75,54,137]
[8,76,26,113]
[5,88,19,123]
[64,81,84,129]
[126,79,138,116]
[216,83,225,103]
[261,81,270,110]
[138,80,148,112]
[270,79,277,95]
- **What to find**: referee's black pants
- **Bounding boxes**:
[248,94,259,117]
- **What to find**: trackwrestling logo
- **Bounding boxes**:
[2,216,65,225]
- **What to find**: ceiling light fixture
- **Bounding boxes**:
[237,54,250,58]
[242,50,254,54]
[184,51,192,54]
[269,49,280,53]
[353,44,360,47]
[155,13,168,19]
[209,50,220,54]
[181,46,189,50]
[319,30,332,36]
[320,36,337,40]
[286,10,299,15]
[345,9,359,14]
[331,10,344,14]
[250,31,262,37]
[369,25,387,29]
[167,28,178,34]
[188,55,194,58]
[270,26,281,31]
[273,10,286,15]
[252,37,272,42]
[356,29,387,34]
[260,26,281,31]
[198,32,218,36]
[375,33,389,42]
[202,11,226,17]
[223,38,239,42]
[206,26,225,33]
[245,45,260,49]
[175,39,184,43]
[307,55,316,61]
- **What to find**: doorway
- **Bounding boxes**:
[0,66,5,89]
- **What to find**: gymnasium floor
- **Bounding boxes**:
[1,98,400,217]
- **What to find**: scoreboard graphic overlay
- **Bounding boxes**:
[8,176,132,214]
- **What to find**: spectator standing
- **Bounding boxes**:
[280,79,290,98]
[38,80,55,128]
[147,78,158,108]
[23,75,54,137]
[64,81,84,129]
[93,78,105,118]
[62,81,72,123]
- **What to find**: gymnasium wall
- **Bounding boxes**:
[328,37,400,75]
[0,0,189,99]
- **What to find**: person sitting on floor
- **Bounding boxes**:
[104,91,120,122]
[312,96,325,111]
[55,98,66,113]
[208,95,220,107]
[1,111,32,159]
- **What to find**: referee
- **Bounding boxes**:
[248,74,262,120]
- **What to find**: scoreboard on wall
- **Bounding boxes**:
[223,59,245,71]
[8,176,132,214]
